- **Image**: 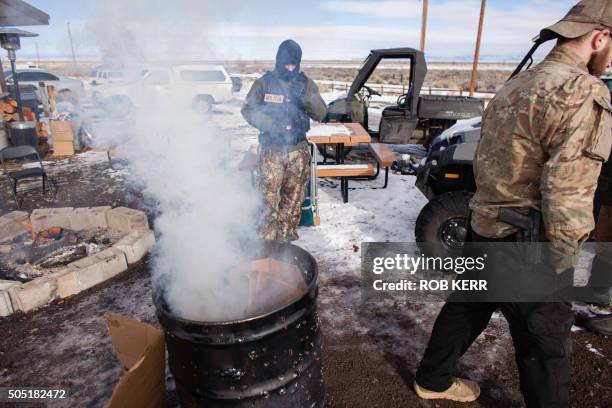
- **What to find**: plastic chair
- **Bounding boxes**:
[0,145,47,208]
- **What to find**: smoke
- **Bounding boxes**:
[88,0,264,321]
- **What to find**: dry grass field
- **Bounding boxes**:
[3,59,513,94]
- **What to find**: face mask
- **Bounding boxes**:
[278,66,299,80]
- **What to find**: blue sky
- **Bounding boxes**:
[14,0,576,61]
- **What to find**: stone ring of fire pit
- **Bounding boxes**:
[0,207,155,317]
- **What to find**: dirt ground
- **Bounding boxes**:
[0,151,610,408]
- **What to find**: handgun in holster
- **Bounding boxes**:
[497,208,542,264]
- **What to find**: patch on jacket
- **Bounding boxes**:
[264,93,285,103]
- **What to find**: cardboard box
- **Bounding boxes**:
[105,313,165,408]
[50,120,74,142]
[53,140,75,156]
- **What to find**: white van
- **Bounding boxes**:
[89,68,128,86]
[92,64,234,115]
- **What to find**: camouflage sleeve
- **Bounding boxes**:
[241,78,276,133]
[540,79,612,256]
[304,78,327,122]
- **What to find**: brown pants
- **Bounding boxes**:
[257,145,310,241]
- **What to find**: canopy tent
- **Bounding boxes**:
[0,0,49,93]
[0,0,49,27]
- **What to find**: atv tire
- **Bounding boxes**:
[415,191,473,259]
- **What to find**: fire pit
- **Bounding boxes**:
[0,206,155,316]
[154,241,324,408]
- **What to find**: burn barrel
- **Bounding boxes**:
[154,241,324,407]
[9,121,37,148]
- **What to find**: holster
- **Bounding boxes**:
[497,208,542,264]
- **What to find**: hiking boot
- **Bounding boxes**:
[585,315,612,336]
[414,378,480,402]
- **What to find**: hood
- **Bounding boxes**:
[275,39,302,80]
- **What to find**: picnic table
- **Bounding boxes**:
[306,123,396,203]
[306,123,371,164]
[238,122,397,207]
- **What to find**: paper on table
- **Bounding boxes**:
[308,124,350,136]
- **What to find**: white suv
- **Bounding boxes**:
[92,64,234,115]
[5,69,85,100]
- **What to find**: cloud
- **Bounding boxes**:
[16,0,576,61]
[324,0,421,18]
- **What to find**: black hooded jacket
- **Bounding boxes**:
[241,40,327,151]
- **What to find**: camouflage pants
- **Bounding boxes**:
[258,145,310,241]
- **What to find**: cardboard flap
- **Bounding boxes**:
[106,312,163,369]
[105,313,165,408]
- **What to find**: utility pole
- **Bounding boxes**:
[420,0,428,52]
[469,0,487,96]
[35,41,40,68]
[66,22,77,71]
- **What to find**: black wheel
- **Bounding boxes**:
[193,95,214,114]
[316,144,353,159]
[415,191,473,259]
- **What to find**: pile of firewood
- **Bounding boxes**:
[1,99,19,122]
[1,98,37,124]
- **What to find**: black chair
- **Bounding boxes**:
[0,145,48,208]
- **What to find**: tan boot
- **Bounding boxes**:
[414,378,480,402]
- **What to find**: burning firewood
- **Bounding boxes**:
[244,258,307,316]
[34,244,87,268]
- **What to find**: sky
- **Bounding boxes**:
[11,0,577,61]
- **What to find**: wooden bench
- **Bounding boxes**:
[316,164,376,203]
[368,143,397,189]
[316,164,375,178]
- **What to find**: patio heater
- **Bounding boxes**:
[0,28,38,121]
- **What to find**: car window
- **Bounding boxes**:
[179,70,226,82]
[143,70,170,85]
[38,72,60,81]
[18,72,59,81]
[16,72,38,81]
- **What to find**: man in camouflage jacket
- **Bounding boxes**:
[241,40,326,241]
[415,1,612,406]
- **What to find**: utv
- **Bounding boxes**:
[414,38,612,258]
[322,47,484,157]
[414,117,480,257]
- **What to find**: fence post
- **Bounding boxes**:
[331,82,334,92]
[345,83,348,91]
[429,87,432,95]
[380,84,384,95]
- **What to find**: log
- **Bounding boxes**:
[1,102,15,113]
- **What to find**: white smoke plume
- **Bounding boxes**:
[88,0,264,321]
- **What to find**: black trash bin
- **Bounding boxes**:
[9,121,37,147]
